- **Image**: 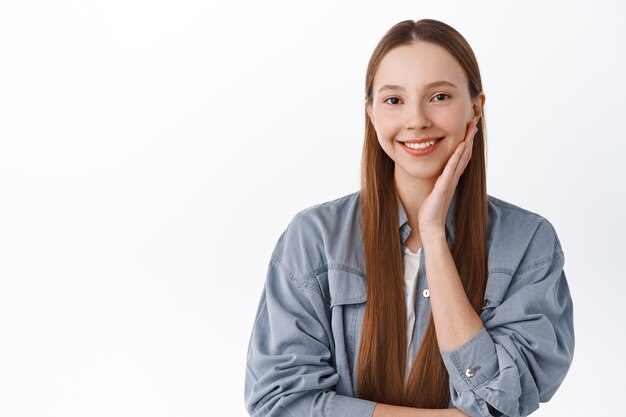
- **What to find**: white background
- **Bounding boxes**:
[1,1,624,416]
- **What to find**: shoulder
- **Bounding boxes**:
[486,194,564,275]
[291,190,361,230]
[271,190,362,278]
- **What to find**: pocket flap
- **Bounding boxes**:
[327,268,367,307]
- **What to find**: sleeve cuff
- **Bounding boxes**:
[440,327,523,417]
[440,327,500,391]
[327,392,377,417]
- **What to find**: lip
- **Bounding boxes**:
[399,137,444,156]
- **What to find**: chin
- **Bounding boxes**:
[409,171,442,181]
[401,164,444,181]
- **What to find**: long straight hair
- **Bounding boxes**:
[357,19,489,407]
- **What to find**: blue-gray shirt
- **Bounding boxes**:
[244,189,575,417]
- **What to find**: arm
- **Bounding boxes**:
[421,233,508,417]
[421,222,574,417]
[373,404,470,417]
[416,120,484,352]
[421,233,484,352]
[416,123,574,416]
[244,255,376,417]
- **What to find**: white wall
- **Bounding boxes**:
[1,1,624,416]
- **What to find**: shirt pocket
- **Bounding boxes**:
[326,268,367,377]
[480,271,513,322]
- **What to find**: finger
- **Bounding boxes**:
[464,121,478,141]
[455,125,477,176]
[435,141,465,194]
[461,135,474,165]
[444,140,466,176]
[454,137,473,179]
[441,123,477,187]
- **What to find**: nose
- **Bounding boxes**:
[406,101,431,130]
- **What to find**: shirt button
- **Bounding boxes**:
[483,299,491,308]
[423,289,430,298]
[465,368,476,378]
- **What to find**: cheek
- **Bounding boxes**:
[373,122,391,143]
[375,119,401,143]
[444,120,468,147]
[373,126,399,160]
[376,135,396,158]
[431,120,466,163]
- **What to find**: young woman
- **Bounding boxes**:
[244,18,574,417]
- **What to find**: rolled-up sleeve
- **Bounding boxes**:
[244,233,377,416]
[439,221,575,417]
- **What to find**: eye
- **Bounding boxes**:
[383,97,402,105]
[432,93,451,102]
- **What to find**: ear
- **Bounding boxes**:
[472,92,486,122]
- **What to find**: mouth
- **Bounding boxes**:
[400,137,445,149]
[399,137,445,156]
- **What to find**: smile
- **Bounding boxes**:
[400,137,444,156]
[404,138,443,149]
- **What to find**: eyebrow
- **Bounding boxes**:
[377,80,458,94]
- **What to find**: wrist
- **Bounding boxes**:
[419,229,447,244]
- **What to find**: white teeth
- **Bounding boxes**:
[405,139,440,149]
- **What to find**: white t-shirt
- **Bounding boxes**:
[403,245,422,388]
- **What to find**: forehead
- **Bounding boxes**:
[373,41,468,91]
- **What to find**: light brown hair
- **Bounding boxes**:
[357,18,488,407]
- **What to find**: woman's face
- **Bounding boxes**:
[366,41,485,183]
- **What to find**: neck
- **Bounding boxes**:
[393,166,437,233]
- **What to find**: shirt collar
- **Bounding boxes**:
[397,185,460,244]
